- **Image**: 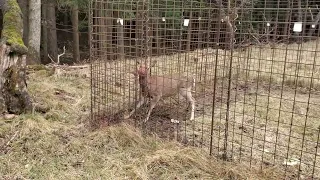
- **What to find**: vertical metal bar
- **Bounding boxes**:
[230,2,244,161]
[209,2,222,156]
[312,127,320,179]
[239,47,252,162]
[260,0,280,168]
[89,0,94,127]
[176,0,184,141]
[296,1,316,178]
[273,0,292,165]
[311,15,320,180]
[284,1,308,178]
[223,0,235,160]
[203,5,213,152]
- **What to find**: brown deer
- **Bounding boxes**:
[124,60,196,123]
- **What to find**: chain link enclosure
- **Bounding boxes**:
[90,0,320,178]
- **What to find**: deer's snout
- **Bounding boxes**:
[137,66,148,76]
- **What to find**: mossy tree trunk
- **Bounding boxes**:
[0,0,32,114]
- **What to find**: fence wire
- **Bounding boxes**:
[90,0,320,178]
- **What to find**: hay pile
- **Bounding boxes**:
[0,68,284,179]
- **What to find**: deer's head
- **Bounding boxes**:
[131,59,157,77]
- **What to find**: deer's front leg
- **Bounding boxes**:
[144,95,161,123]
[124,96,145,119]
[187,91,195,121]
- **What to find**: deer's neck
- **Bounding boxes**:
[139,74,150,97]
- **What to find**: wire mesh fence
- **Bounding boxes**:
[90,0,320,178]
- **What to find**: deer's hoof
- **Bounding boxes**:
[123,114,130,119]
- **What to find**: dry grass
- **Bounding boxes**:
[92,39,320,178]
[0,69,285,179]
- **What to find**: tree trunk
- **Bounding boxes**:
[198,16,202,50]
[117,18,124,60]
[47,0,58,61]
[272,0,281,42]
[71,4,80,62]
[41,0,48,64]
[307,11,320,40]
[136,3,143,57]
[295,0,302,42]
[147,18,153,56]
[0,0,32,114]
[17,0,29,46]
[225,16,235,50]
[27,0,41,65]
[283,9,291,39]
[186,12,192,52]
[155,18,160,55]
[106,6,113,59]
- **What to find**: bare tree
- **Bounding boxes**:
[47,0,58,61]
[27,0,41,64]
[71,3,80,62]
[17,0,29,45]
[41,0,48,63]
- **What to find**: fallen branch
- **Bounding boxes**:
[45,64,89,69]
[6,131,19,146]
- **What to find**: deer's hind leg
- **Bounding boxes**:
[179,88,195,121]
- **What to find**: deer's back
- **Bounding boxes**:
[147,74,193,97]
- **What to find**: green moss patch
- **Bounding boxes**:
[1,0,28,54]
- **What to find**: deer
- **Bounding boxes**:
[124,59,196,123]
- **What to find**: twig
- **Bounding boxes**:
[48,54,55,64]
[47,46,66,65]
[62,65,89,69]
[6,131,19,146]
[57,46,66,64]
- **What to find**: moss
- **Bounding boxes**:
[1,0,28,54]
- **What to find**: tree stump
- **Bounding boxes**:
[0,0,32,114]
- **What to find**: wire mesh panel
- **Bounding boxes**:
[90,0,320,178]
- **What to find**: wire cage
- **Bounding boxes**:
[90,0,320,178]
